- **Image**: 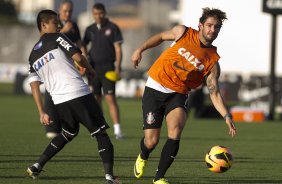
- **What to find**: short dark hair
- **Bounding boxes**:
[60,0,73,7]
[93,3,106,12]
[60,0,73,6]
[37,9,57,31]
[199,8,227,27]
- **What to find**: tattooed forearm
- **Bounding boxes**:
[206,63,220,95]
[207,78,217,94]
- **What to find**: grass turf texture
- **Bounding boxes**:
[0,88,282,183]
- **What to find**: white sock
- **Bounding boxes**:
[113,124,121,135]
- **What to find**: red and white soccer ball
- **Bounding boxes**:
[205,145,233,173]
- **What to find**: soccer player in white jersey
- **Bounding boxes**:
[26,9,120,184]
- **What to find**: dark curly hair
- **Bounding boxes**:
[199,8,227,27]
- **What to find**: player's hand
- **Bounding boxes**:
[225,118,236,137]
[61,21,73,33]
[63,21,73,33]
[74,61,86,76]
[78,67,86,76]
[40,113,53,125]
[131,49,142,69]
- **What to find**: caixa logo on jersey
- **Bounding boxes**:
[33,52,55,72]
[56,37,72,51]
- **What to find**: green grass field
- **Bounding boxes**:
[1,88,282,184]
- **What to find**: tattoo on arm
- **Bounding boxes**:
[207,77,217,94]
[206,63,220,95]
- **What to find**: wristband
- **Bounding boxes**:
[223,113,233,120]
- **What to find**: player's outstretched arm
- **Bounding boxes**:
[131,25,186,69]
[30,81,52,125]
[206,63,236,137]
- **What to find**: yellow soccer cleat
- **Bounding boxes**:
[153,178,170,184]
[134,154,147,178]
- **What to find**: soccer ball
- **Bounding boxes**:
[205,145,233,173]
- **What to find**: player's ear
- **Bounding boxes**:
[41,22,46,30]
[198,23,203,30]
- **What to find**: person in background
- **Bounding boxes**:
[186,84,205,118]
[131,7,236,184]
[82,3,124,139]
[58,0,84,52]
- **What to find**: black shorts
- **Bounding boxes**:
[55,94,109,136]
[91,67,116,96]
[142,86,189,129]
[44,91,61,132]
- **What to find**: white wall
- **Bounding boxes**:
[15,0,54,23]
[179,0,282,75]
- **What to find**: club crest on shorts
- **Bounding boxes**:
[146,112,155,125]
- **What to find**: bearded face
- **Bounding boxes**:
[199,17,221,43]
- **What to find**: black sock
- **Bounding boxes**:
[37,133,69,168]
[155,138,180,181]
[95,133,114,176]
[140,137,154,160]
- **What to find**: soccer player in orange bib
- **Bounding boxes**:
[131,8,236,184]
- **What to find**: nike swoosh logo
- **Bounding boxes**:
[173,61,191,72]
[208,155,217,163]
[134,164,140,176]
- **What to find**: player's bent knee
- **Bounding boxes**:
[91,129,108,138]
[95,130,111,141]
[145,138,159,149]
[62,130,78,141]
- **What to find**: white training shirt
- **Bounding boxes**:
[28,33,91,104]
[146,77,175,93]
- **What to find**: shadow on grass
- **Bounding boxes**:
[162,176,282,184]
[1,176,281,184]
[2,153,282,164]
[218,179,282,183]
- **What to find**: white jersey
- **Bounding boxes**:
[28,33,91,104]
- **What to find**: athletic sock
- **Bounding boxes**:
[32,163,42,170]
[113,124,121,135]
[37,133,69,168]
[95,133,114,176]
[155,138,180,181]
[140,137,154,160]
